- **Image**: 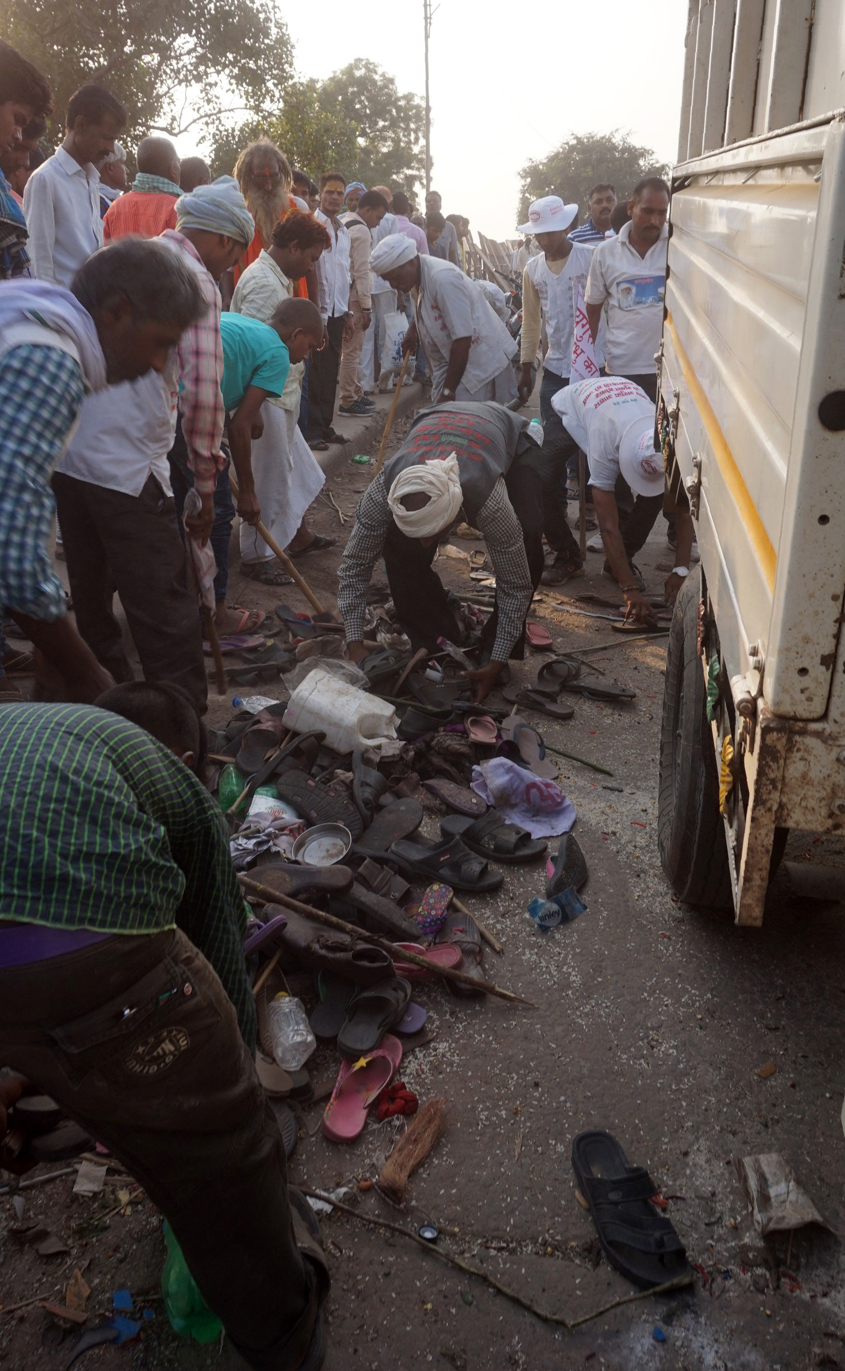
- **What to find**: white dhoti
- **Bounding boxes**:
[239,403,326,563]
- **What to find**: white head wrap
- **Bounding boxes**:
[387,453,464,538]
[369,232,418,276]
[175,175,255,246]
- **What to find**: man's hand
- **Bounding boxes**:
[250,415,265,441]
[517,363,534,405]
[622,588,658,626]
[462,660,504,704]
[236,485,261,527]
[362,309,372,332]
[184,491,215,546]
[346,640,368,665]
[402,322,418,356]
[664,572,685,607]
[343,313,355,344]
[33,649,115,704]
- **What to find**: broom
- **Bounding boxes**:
[378,1098,448,1204]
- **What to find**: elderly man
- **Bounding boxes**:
[370,233,517,404]
[231,210,334,579]
[425,190,460,265]
[24,84,127,286]
[230,139,309,292]
[516,195,601,586]
[103,136,181,240]
[97,141,126,217]
[569,183,617,245]
[339,402,545,702]
[551,375,694,619]
[338,188,388,416]
[0,240,205,702]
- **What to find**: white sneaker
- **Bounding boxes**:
[587,533,604,553]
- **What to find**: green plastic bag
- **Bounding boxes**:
[161,1222,222,1344]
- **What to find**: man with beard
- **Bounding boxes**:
[228,139,312,305]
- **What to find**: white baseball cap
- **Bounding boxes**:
[517,196,579,235]
[619,419,665,497]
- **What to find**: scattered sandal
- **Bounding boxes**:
[391,942,463,981]
[465,714,498,745]
[526,622,553,650]
[322,1035,403,1142]
[546,832,588,895]
[421,778,488,818]
[439,809,547,864]
[389,834,504,893]
[337,980,412,1059]
[502,686,575,720]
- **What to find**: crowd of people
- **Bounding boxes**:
[0,33,691,1371]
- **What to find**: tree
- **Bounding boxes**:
[0,0,293,151]
[517,131,671,225]
[211,82,359,181]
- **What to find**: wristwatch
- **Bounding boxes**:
[671,565,690,577]
[441,388,456,401]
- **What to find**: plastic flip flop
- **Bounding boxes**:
[435,906,484,998]
[526,622,553,649]
[395,1002,428,1034]
[310,972,356,1040]
[546,832,588,895]
[337,978,412,1059]
[203,634,266,655]
[421,778,488,818]
[269,1099,298,1158]
[465,714,498,745]
[322,1035,403,1142]
[255,1052,293,1097]
[358,798,424,851]
[391,942,463,981]
[499,715,559,778]
[502,686,575,720]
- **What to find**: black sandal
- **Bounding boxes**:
[571,1131,691,1290]
[388,834,504,893]
[439,810,547,864]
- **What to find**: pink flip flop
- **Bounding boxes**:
[527,622,553,650]
[391,943,463,981]
[321,1035,403,1142]
[203,634,266,655]
[465,714,498,745]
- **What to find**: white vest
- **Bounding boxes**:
[526,244,604,377]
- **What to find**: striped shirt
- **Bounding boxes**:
[0,344,84,620]
[0,704,255,1049]
[569,219,612,246]
[338,474,532,662]
[103,190,178,242]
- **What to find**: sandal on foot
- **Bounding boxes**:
[322,1035,402,1140]
[440,809,547,864]
[546,832,588,895]
[571,1130,691,1289]
[242,561,294,586]
[288,535,337,559]
[227,606,267,634]
[337,980,411,1059]
[388,835,504,893]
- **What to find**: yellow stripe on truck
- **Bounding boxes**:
[665,313,777,592]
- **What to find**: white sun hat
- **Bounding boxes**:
[517,195,579,235]
[619,419,665,497]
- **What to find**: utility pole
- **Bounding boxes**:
[423,0,438,195]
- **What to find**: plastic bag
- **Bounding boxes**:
[161,1222,222,1344]
[380,310,407,376]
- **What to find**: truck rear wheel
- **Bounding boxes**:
[658,568,732,909]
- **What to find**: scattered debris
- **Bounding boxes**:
[72,1160,107,1195]
[737,1154,831,1236]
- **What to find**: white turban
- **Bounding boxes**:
[370,232,418,276]
[175,175,255,246]
[387,453,464,538]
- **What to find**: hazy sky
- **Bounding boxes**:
[186,0,688,242]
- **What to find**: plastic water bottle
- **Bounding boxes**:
[266,993,316,1070]
[527,418,544,447]
[161,1223,222,1344]
[217,764,245,812]
[527,888,586,932]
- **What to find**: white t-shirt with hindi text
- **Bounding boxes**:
[551,375,655,491]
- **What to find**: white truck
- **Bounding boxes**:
[657,0,845,924]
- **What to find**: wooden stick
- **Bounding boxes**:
[568,633,669,655]
[228,474,326,616]
[542,744,614,776]
[451,893,503,955]
[374,351,411,475]
[201,605,228,695]
[578,449,587,563]
[252,946,283,997]
[238,875,535,1006]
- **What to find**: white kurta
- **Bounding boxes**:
[415,256,517,401]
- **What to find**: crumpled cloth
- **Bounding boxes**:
[376,1081,418,1121]
[470,758,576,839]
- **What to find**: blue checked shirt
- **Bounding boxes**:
[0,343,84,621]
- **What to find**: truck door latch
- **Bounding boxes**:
[686,453,702,519]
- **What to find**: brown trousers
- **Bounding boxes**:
[0,929,317,1368]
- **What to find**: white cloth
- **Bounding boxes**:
[551,376,656,492]
[470,759,576,839]
[0,279,107,391]
[415,256,517,401]
[369,232,417,276]
[474,278,509,322]
[239,404,325,562]
[23,146,104,288]
[314,210,350,320]
[58,356,179,496]
[230,249,304,410]
[525,245,603,377]
[584,220,668,375]
[386,452,463,538]
[370,212,399,296]
[456,364,517,406]
[174,175,254,247]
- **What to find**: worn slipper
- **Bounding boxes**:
[395,1002,428,1034]
[358,797,423,851]
[266,906,394,983]
[440,810,547,864]
[203,633,266,655]
[269,1098,298,1158]
[255,1052,293,1097]
[359,647,410,692]
[352,750,389,825]
[337,979,412,1059]
[335,881,419,940]
[276,770,364,838]
[310,972,357,1039]
[421,778,488,818]
[389,835,504,893]
[546,832,588,895]
[415,881,453,937]
[392,942,463,981]
[308,439,330,452]
[322,1035,403,1142]
[502,686,575,720]
[611,620,669,635]
[465,714,498,745]
[249,863,355,902]
[499,715,558,778]
[571,1130,691,1289]
[397,705,451,741]
[237,724,286,775]
[435,905,484,998]
[288,534,338,559]
[243,562,295,586]
[526,622,553,650]
[538,657,636,702]
[274,604,322,639]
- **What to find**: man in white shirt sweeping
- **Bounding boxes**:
[24,84,127,286]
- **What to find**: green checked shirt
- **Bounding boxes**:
[0,704,256,1050]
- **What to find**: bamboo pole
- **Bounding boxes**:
[374,351,411,475]
[228,474,326,616]
[238,875,535,1007]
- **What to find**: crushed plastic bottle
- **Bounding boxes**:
[217,764,246,811]
[527,418,544,447]
[161,1222,222,1344]
[231,695,278,714]
[266,992,316,1071]
[527,887,586,932]
[436,637,474,670]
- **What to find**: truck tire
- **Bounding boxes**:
[658,568,732,909]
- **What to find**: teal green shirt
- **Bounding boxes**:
[0,704,255,1050]
[219,312,289,413]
